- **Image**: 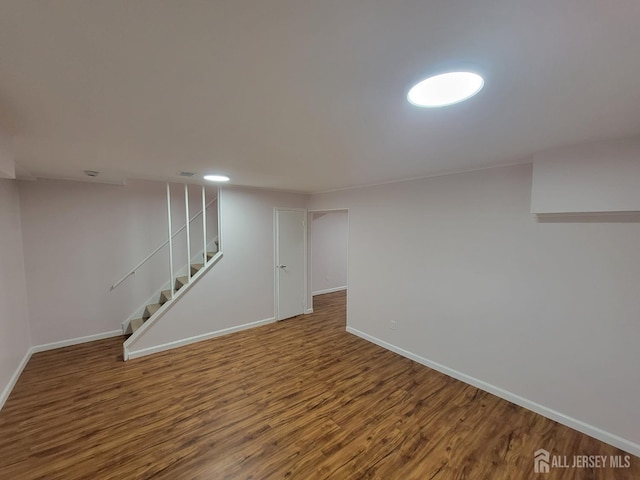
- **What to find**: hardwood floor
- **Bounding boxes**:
[0,291,637,479]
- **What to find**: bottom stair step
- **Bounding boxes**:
[130,318,144,334]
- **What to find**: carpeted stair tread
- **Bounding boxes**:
[143,303,161,319]
[130,318,144,334]
[160,290,172,304]
[175,276,189,290]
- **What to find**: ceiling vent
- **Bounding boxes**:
[179,171,195,177]
[84,170,99,177]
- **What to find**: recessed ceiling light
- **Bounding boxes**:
[407,71,484,107]
[203,174,230,182]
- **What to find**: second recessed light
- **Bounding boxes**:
[203,175,230,182]
[408,71,484,108]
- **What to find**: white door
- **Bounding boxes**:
[275,209,306,320]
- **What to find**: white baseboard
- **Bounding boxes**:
[0,349,32,411]
[127,317,277,360]
[312,286,347,296]
[31,330,123,354]
[346,326,640,458]
[304,308,314,314]
[1,330,124,411]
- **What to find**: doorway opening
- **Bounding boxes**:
[307,209,349,312]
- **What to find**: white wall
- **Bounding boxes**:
[310,164,640,454]
[0,128,15,179]
[0,179,31,407]
[532,136,640,214]
[127,187,308,355]
[18,179,217,346]
[311,210,348,295]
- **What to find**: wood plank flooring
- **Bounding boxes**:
[0,291,637,479]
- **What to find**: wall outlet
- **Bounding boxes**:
[390,320,397,330]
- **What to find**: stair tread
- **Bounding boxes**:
[175,276,189,290]
[143,303,162,319]
[160,290,172,304]
[130,318,144,333]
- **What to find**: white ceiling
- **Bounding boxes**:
[1,1,640,192]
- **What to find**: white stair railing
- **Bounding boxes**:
[111,184,216,291]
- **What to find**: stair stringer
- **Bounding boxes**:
[122,251,223,360]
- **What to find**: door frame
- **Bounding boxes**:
[274,207,308,320]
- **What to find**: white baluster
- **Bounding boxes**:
[167,183,174,299]
[202,185,207,265]
[185,184,191,280]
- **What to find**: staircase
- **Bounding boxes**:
[111,182,222,360]
[129,244,218,334]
